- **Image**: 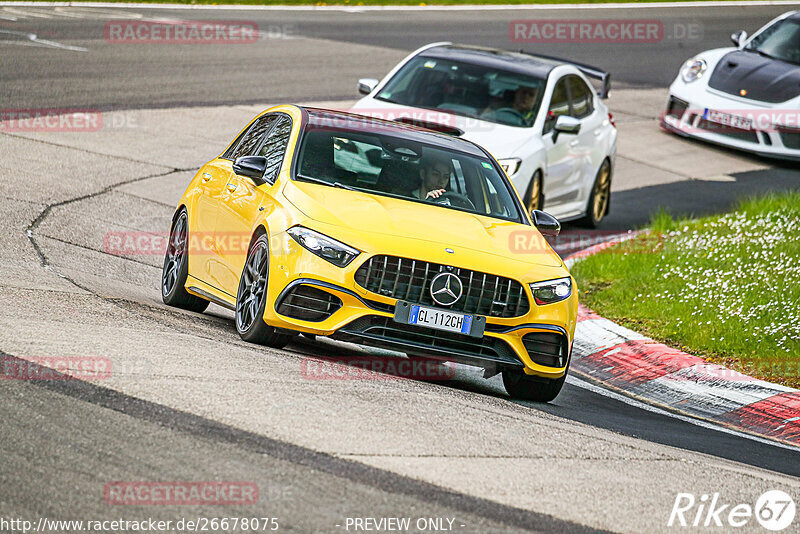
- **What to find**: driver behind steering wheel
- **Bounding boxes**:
[414,154,451,201]
[481,85,538,127]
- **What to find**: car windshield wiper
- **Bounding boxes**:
[296,174,356,191]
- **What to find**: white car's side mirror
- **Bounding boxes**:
[358,78,379,95]
[730,30,748,48]
[552,115,581,142]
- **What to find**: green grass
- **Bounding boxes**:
[19,0,757,4]
[572,191,800,388]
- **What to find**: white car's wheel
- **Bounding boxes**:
[579,160,611,228]
[523,171,543,220]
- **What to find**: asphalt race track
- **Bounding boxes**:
[1,3,800,533]
[4,4,800,108]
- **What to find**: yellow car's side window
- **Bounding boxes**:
[257,115,293,183]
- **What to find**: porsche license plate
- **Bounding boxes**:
[703,109,753,130]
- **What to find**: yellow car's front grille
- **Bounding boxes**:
[354,255,530,318]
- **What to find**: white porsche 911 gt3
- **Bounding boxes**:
[351,43,617,227]
[663,11,800,161]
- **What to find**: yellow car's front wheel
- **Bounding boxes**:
[502,368,567,402]
[235,233,292,348]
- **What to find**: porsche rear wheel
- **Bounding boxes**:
[502,369,566,402]
[236,234,292,348]
[161,209,209,313]
[579,160,611,228]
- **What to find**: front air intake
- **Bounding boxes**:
[276,285,342,322]
[521,332,568,368]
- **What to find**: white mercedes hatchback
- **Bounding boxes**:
[351,43,617,227]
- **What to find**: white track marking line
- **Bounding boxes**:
[0,29,87,51]
[52,6,144,19]
[1,1,800,10]
[2,6,53,17]
[566,374,799,451]
[0,6,144,19]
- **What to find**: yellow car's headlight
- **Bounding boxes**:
[287,226,360,268]
[529,277,572,305]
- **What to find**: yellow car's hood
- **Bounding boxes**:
[283,180,564,270]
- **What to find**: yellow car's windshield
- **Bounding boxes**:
[294,127,524,223]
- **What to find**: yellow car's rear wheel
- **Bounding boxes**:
[236,233,292,348]
[161,209,209,313]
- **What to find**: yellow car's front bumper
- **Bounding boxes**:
[262,235,576,380]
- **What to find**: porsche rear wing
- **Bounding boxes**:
[521,51,611,99]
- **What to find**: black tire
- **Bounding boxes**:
[502,369,566,402]
[235,233,292,349]
[161,209,209,313]
[523,171,544,221]
[578,159,612,229]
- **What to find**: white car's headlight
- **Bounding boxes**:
[529,277,572,305]
[680,58,707,83]
[497,158,521,177]
[287,226,360,267]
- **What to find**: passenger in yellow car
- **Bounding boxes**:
[413,155,452,200]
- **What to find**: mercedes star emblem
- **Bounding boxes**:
[429,272,463,306]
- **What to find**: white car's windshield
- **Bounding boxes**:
[295,127,524,222]
[375,56,547,128]
[745,18,800,65]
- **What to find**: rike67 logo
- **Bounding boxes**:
[669,490,796,531]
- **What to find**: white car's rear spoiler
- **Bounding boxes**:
[521,51,611,99]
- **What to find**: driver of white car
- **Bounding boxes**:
[481,85,540,127]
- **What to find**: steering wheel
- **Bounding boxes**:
[433,192,476,211]
[487,107,528,126]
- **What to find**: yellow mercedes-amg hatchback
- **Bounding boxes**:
[162,105,578,401]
